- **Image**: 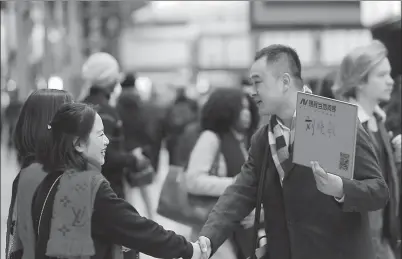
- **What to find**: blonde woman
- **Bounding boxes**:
[333,40,401,259]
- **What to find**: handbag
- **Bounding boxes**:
[156,165,211,226]
[186,145,221,226]
[247,140,270,259]
[124,150,155,188]
[157,145,221,226]
[124,164,155,187]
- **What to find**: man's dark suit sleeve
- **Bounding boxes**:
[199,127,263,255]
[341,124,390,212]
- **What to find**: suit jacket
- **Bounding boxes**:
[363,117,401,252]
[200,123,390,259]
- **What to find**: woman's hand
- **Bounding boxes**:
[191,242,202,259]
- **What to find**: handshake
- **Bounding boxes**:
[190,236,212,259]
[190,209,257,259]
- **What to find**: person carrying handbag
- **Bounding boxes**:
[185,88,261,259]
[123,147,156,220]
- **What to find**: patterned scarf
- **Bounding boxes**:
[46,167,102,257]
[268,86,312,183]
[6,161,125,259]
[46,162,124,258]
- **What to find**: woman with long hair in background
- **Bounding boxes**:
[185,87,260,259]
[6,89,74,258]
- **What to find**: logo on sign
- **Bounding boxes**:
[300,98,336,113]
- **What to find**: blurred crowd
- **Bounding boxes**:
[2,36,401,259]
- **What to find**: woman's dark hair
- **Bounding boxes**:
[200,88,260,136]
[13,89,74,168]
[121,73,136,89]
[317,70,337,99]
[39,103,97,172]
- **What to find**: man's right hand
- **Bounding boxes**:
[197,236,211,259]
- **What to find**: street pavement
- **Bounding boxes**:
[1,143,191,259]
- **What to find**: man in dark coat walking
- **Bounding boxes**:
[196,44,390,259]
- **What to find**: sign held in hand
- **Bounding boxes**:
[292,92,358,179]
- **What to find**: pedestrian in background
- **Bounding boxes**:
[116,73,161,220]
[317,70,337,99]
[164,87,199,166]
[186,87,259,259]
[6,89,74,258]
[81,52,141,200]
[333,40,400,259]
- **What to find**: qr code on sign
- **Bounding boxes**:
[339,152,350,171]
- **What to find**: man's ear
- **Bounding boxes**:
[282,73,291,91]
[73,137,85,153]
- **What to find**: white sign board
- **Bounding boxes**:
[292,92,358,179]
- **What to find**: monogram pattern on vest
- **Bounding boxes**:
[65,171,75,179]
[58,225,70,236]
[60,196,71,207]
[71,206,88,227]
[74,183,88,192]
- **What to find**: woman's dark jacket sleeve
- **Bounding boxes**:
[92,182,193,259]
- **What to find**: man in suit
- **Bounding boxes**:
[196,44,390,259]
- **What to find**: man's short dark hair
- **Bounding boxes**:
[254,44,303,82]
